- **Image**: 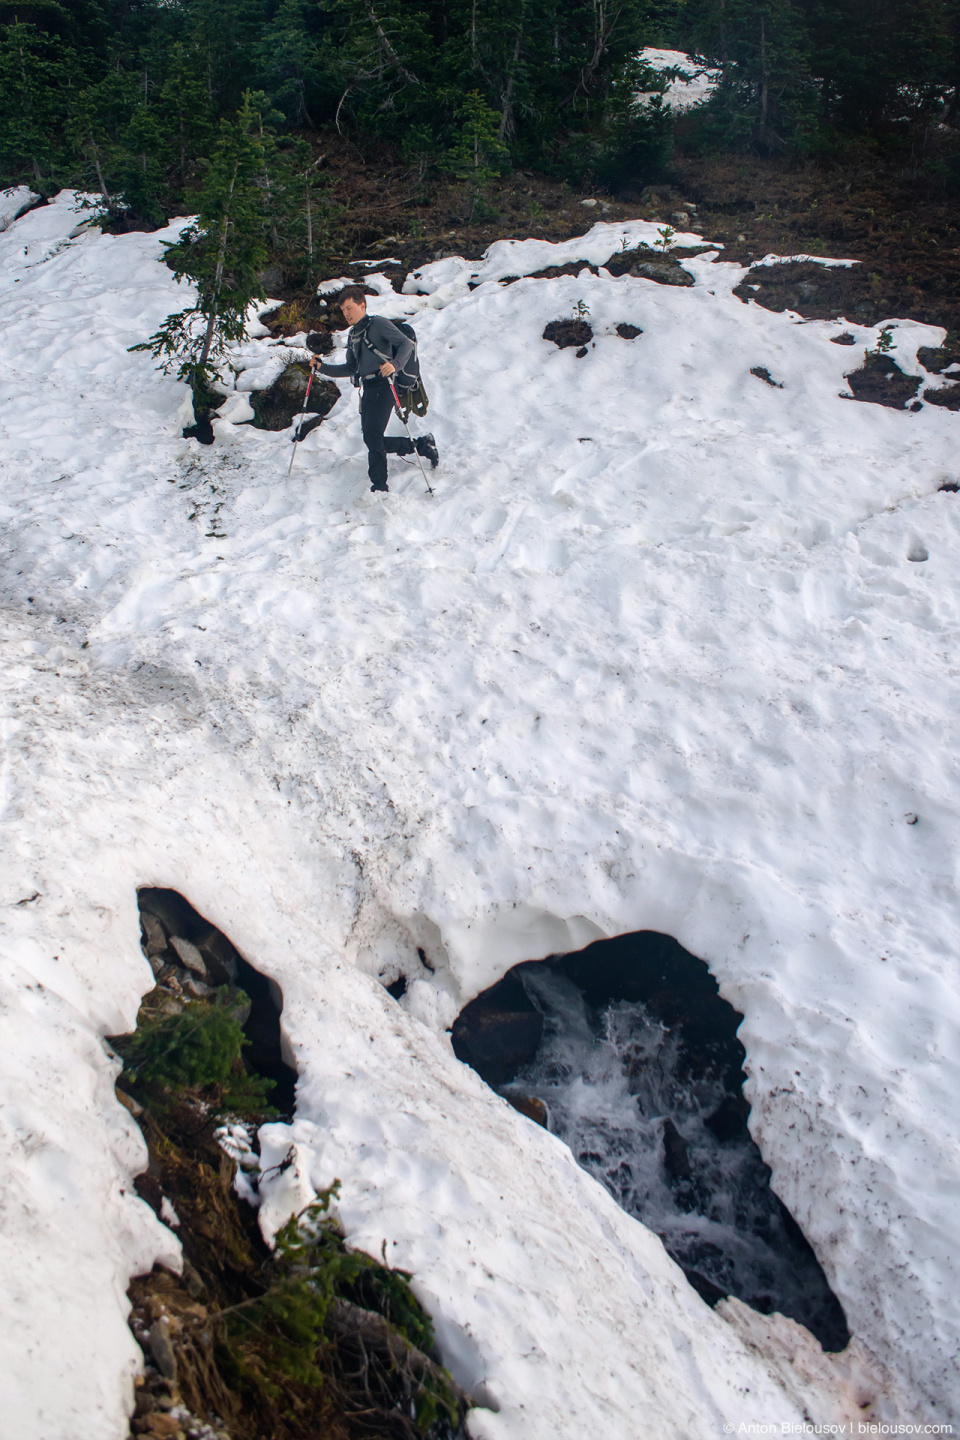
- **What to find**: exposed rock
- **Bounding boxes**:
[248,363,340,432]
[505,1093,548,1127]
[751,365,784,389]
[639,184,676,204]
[148,1317,178,1382]
[451,972,544,1086]
[196,927,238,986]
[140,912,169,960]
[633,261,694,287]
[844,355,922,409]
[542,319,594,349]
[616,323,643,339]
[830,333,856,345]
[181,975,215,1000]
[580,198,598,208]
[168,936,206,976]
[574,345,589,358]
[671,211,691,227]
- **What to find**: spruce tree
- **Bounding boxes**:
[0,21,74,185]
[132,90,269,390]
[447,89,509,217]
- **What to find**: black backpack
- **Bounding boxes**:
[352,319,429,416]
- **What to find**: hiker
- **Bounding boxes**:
[310,286,438,493]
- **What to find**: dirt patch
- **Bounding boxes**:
[830,332,857,345]
[751,366,783,388]
[844,355,921,409]
[616,323,643,339]
[543,319,593,349]
[527,260,599,281]
[735,260,884,323]
[923,383,960,411]
[917,343,960,374]
[670,149,960,336]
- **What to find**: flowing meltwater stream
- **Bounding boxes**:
[454,937,849,1353]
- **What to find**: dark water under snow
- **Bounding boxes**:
[499,964,849,1351]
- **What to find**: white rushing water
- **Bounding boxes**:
[506,966,848,1349]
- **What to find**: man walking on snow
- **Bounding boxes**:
[311,286,438,493]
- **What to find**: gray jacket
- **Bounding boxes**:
[318,315,414,384]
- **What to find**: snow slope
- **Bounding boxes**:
[1,190,958,1437]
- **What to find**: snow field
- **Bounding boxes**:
[0,192,958,1436]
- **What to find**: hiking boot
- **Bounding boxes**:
[416,433,439,468]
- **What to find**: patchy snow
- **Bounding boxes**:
[1,195,959,1438]
[638,48,722,111]
[0,184,40,232]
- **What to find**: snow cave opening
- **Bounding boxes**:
[450,930,850,1352]
[136,888,298,1118]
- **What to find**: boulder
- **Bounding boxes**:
[633,261,694,287]
[197,927,238,985]
[249,363,340,432]
[168,935,207,976]
[505,1093,548,1127]
[140,911,168,960]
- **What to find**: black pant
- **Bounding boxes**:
[360,378,414,490]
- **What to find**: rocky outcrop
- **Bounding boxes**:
[248,363,340,432]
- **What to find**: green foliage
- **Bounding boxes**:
[447,89,509,217]
[0,20,75,184]
[222,1189,460,1431]
[3,0,959,224]
[113,987,275,1116]
[132,90,270,388]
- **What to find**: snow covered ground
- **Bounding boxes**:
[1,189,959,1438]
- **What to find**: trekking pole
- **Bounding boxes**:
[287,361,317,477]
[387,376,434,497]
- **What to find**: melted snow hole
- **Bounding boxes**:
[452,930,849,1352]
[137,888,298,1118]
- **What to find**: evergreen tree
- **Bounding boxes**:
[132,91,269,389]
[0,20,74,184]
[447,88,509,216]
[680,0,812,151]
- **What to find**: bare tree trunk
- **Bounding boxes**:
[198,162,238,371]
[499,19,524,141]
[759,12,769,144]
